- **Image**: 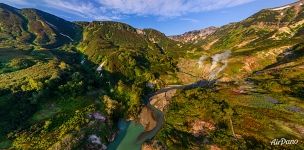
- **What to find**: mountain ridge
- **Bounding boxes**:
[0,2,304,150]
[0,3,80,49]
[170,0,304,48]
[169,26,218,43]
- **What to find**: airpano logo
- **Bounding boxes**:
[270,138,299,146]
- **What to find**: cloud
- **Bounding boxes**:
[180,18,200,23]
[3,0,255,20]
[3,0,116,20]
[42,0,112,20]
[97,0,255,17]
[3,0,35,7]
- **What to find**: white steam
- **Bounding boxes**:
[208,50,231,80]
[197,55,208,68]
[197,50,231,81]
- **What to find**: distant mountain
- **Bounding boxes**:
[196,0,304,51]
[172,0,304,84]
[169,0,304,51]
[1,2,304,150]
[0,3,80,49]
[169,26,218,43]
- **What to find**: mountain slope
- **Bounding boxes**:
[169,26,218,43]
[78,21,177,82]
[0,2,304,150]
[0,3,80,49]
[198,0,304,52]
[153,1,304,149]
[171,0,304,84]
[169,1,304,52]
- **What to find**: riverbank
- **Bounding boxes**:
[107,104,164,150]
[139,106,157,131]
[107,80,211,149]
[137,104,164,143]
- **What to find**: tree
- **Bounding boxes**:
[102,95,120,116]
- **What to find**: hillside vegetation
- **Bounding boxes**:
[0,3,81,49]
[151,2,304,150]
[0,2,304,150]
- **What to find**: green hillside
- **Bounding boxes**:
[0,3,81,49]
[0,2,303,150]
[0,3,196,149]
[151,2,304,150]
[197,3,304,53]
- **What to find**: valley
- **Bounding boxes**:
[0,1,304,150]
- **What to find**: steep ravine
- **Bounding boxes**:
[107,49,233,149]
[107,80,212,150]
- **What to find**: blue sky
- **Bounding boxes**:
[2,0,297,35]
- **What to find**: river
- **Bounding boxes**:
[107,104,164,150]
[108,80,209,150]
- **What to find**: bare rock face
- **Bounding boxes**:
[190,120,216,137]
[87,135,107,150]
[139,106,157,131]
[209,145,222,150]
[88,112,106,122]
[142,140,166,150]
[169,26,218,43]
[149,89,177,112]
[88,135,101,145]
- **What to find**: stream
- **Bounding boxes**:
[107,80,209,150]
